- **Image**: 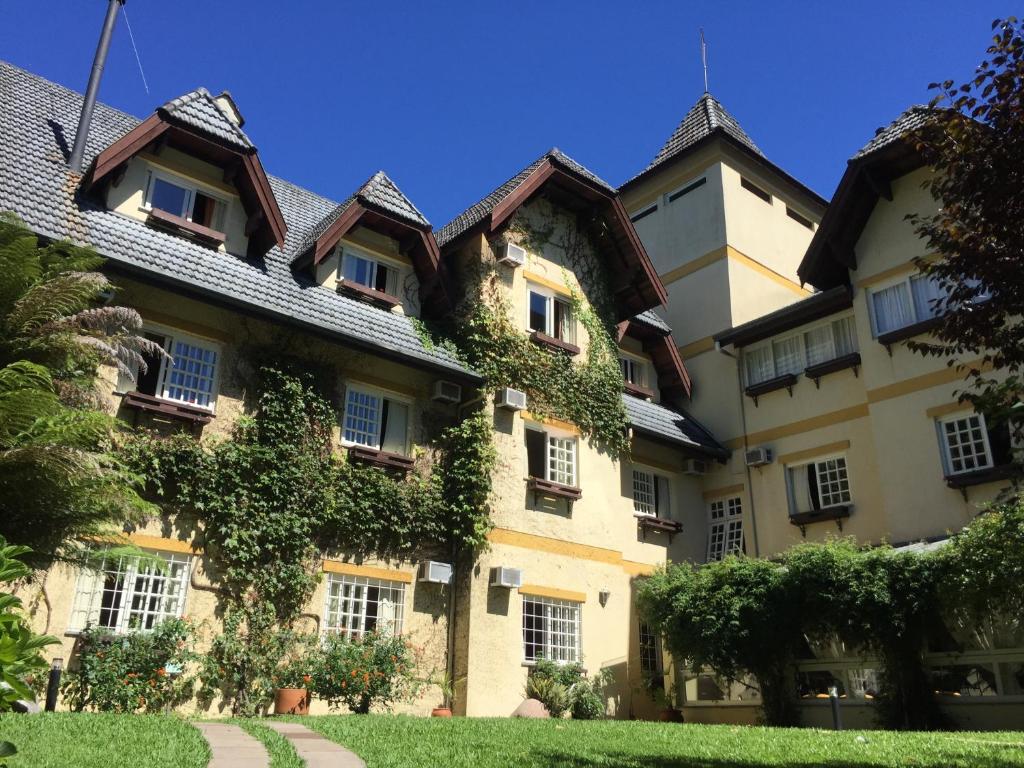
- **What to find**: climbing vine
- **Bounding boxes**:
[122,364,494,715]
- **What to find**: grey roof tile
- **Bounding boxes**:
[436,148,614,247]
[622,395,726,456]
[0,60,473,380]
[631,309,671,334]
[853,105,934,159]
[160,87,254,151]
[639,93,763,180]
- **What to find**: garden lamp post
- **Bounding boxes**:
[828,685,843,731]
[44,657,63,712]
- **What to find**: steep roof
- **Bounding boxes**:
[798,106,936,289]
[622,395,727,459]
[436,148,613,248]
[0,60,474,381]
[160,87,254,151]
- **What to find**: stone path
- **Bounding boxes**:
[194,722,270,768]
[265,720,366,768]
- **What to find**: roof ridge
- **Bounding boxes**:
[159,86,254,150]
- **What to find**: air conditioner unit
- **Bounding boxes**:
[745,447,773,467]
[431,380,462,404]
[418,560,453,585]
[489,566,523,589]
[498,242,526,267]
[495,387,527,411]
[682,458,708,476]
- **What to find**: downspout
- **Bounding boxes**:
[68,0,125,173]
[716,342,761,557]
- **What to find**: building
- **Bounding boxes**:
[1,58,1019,726]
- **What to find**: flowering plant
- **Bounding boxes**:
[311,631,419,713]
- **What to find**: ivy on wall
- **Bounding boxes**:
[123,363,495,715]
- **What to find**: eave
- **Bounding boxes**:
[82,112,288,257]
[714,285,854,349]
[618,318,692,400]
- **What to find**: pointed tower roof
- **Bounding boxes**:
[160,87,254,151]
[648,93,763,171]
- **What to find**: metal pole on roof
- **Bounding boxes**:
[68,0,125,173]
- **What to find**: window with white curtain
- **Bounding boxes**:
[870,273,949,336]
[632,469,671,517]
[787,456,852,515]
[743,315,858,386]
[338,246,401,297]
[342,384,410,455]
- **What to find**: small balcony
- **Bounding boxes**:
[346,445,415,473]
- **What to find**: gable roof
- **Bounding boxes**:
[161,87,254,151]
[623,394,727,459]
[798,106,935,289]
[0,60,475,382]
[620,93,827,208]
[437,148,667,318]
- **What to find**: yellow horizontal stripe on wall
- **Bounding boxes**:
[519,584,587,603]
[856,255,938,289]
[659,247,728,286]
[138,153,241,197]
[522,270,572,296]
[345,373,420,399]
[777,440,851,466]
[487,528,623,567]
[678,336,716,359]
[520,412,580,435]
[702,483,745,501]
[727,247,810,297]
[925,401,972,419]
[866,360,990,405]
[726,403,870,448]
[127,533,199,555]
[621,560,658,577]
[322,560,414,583]
[140,310,232,344]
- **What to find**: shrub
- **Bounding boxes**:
[61,617,196,713]
[312,632,419,714]
[525,674,570,718]
[525,660,610,719]
[570,668,613,720]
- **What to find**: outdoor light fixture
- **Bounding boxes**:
[599,588,610,607]
[45,657,63,712]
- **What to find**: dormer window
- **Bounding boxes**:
[144,169,227,234]
[527,284,578,354]
[620,356,649,388]
[339,247,400,297]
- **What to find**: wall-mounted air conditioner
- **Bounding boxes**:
[683,458,708,476]
[489,566,523,589]
[496,387,527,411]
[745,447,773,467]
[418,561,453,585]
[498,242,526,267]
[432,380,462,404]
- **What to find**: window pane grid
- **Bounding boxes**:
[639,622,662,675]
[548,436,576,486]
[343,389,382,447]
[163,340,217,408]
[632,470,655,516]
[69,550,190,633]
[523,595,581,663]
[943,415,992,474]
[815,457,851,507]
[323,574,405,639]
[707,497,744,562]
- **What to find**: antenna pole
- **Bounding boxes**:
[700,28,709,93]
[69,0,125,173]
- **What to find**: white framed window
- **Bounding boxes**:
[939,413,993,475]
[337,245,401,297]
[117,326,220,410]
[342,383,411,455]
[707,496,744,561]
[523,595,581,663]
[632,468,671,518]
[525,423,578,487]
[743,315,857,386]
[868,273,946,337]
[787,455,852,515]
[68,549,190,633]
[323,573,406,639]
[527,284,575,344]
[143,168,227,232]
[620,354,650,388]
[639,622,663,675]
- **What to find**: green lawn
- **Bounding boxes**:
[0,713,209,768]
[296,715,1024,768]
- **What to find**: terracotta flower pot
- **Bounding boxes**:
[431,707,453,718]
[659,706,684,723]
[274,687,310,715]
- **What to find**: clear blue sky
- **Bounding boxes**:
[3,1,1010,225]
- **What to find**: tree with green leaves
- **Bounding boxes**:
[908,18,1024,459]
[0,213,159,563]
